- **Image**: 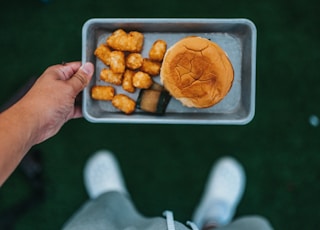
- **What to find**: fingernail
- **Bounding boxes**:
[81,62,94,75]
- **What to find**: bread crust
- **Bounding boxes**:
[160,36,234,108]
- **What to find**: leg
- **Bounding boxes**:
[62,191,139,230]
[214,216,273,230]
[63,191,171,230]
[192,157,246,229]
[192,157,273,230]
[63,150,189,230]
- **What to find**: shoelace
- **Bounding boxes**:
[163,211,199,230]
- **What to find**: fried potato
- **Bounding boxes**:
[140,58,162,76]
[106,29,144,52]
[100,68,123,85]
[109,51,126,73]
[112,94,136,114]
[91,85,115,101]
[133,71,153,89]
[126,53,143,70]
[93,29,171,115]
[94,44,111,66]
[122,69,136,93]
[149,40,167,61]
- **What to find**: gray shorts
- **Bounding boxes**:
[62,192,273,230]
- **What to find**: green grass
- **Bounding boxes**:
[1,0,320,229]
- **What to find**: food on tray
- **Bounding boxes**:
[140,58,161,76]
[125,53,143,70]
[94,44,111,66]
[100,68,123,85]
[112,94,136,114]
[122,69,136,93]
[92,29,169,115]
[109,51,126,73]
[149,40,167,61]
[160,36,234,108]
[136,83,171,114]
[133,71,153,89]
[91,85,115,101]
[106,29,144,52]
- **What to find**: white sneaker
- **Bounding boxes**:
[192,157,246,228]
[83,150,128,199]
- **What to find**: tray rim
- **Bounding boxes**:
[82,18,257,125]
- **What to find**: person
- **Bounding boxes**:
[0,61,94,185]
[62,150,273,230]
[0,61,273,229]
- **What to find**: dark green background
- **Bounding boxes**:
[1,0,320,229]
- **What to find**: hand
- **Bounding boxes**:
[19,61,94,144]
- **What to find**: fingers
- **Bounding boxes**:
[50,62,82,80]
[72,106,83,119]
[67,62,94,95]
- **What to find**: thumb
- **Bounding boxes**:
[68,62,94,95]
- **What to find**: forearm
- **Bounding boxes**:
[0,101,39,185]
[0,62,93,186]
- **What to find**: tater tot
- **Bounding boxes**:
[112,94,136,114]
[140,58,162,76]
[127,31,144,52]
[100,68,123,85]
[149,40,167,61]
[106,29,144,52]
[106,29,129,51]
[122,69,136,93]
[109,51,126,73]
[94,44,111,66]
[133,71,153,89]
[91,85,115,101]
[126,53,143,70]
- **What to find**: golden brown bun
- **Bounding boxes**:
[160,36,234,108]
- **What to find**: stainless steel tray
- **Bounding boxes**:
[82,18,257,125]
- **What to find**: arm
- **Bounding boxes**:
[0,62,94,185]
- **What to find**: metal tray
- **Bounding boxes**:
[82,18,257,125]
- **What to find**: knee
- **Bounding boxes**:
[232,215,273,230]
